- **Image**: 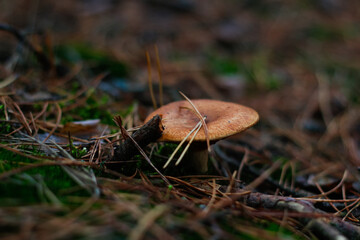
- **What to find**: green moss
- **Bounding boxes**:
[207,54,240,75]
[60,89,137,126]
[270,157,294,182]
[325,65,360,104]
[304,22,359,42]
[0,122,12,134]
[219,217,305,240]
[177,229,204,240]
[206,52,284,91]
[243,53,283,90]
[61,93,115,125]
[0,148,90,206]
[68,137,88,159]
[305,24,344,41]
[299,53,360,104]
[55,43,128,77]
[110,143,185,176]
[258,221,304,239]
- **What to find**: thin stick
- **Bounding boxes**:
[163,120,202,168]
[295,198,359,203]
[146,51,157,109]
[154,45,163,107]
[113,116,170,186]
[179,91,210,152]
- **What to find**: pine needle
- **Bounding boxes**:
[163,119,203,169]
[6,97,32,135]
[42,102,62,143]
[178,91,211,152]
[175,120,203,166]
[154,45,163,107]
[146,51,157,109]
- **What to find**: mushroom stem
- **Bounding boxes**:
[184,143,209,174]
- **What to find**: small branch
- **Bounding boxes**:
[110,115,170,185]
[244,192,360,240]
[111,115,163,162]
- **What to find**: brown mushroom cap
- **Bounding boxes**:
[145,99,259,142]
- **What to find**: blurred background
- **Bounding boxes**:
[0,0,359,163]
[1,1,360,239]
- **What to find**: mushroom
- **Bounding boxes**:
[145,99,259,174]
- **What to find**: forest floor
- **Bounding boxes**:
[0,0,359,239]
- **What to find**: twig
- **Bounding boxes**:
[295,198,358,203]
[111,115,170,185]
[244,192,360,240]
[111,115,163,162]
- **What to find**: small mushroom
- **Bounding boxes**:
[145,99,259,173]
